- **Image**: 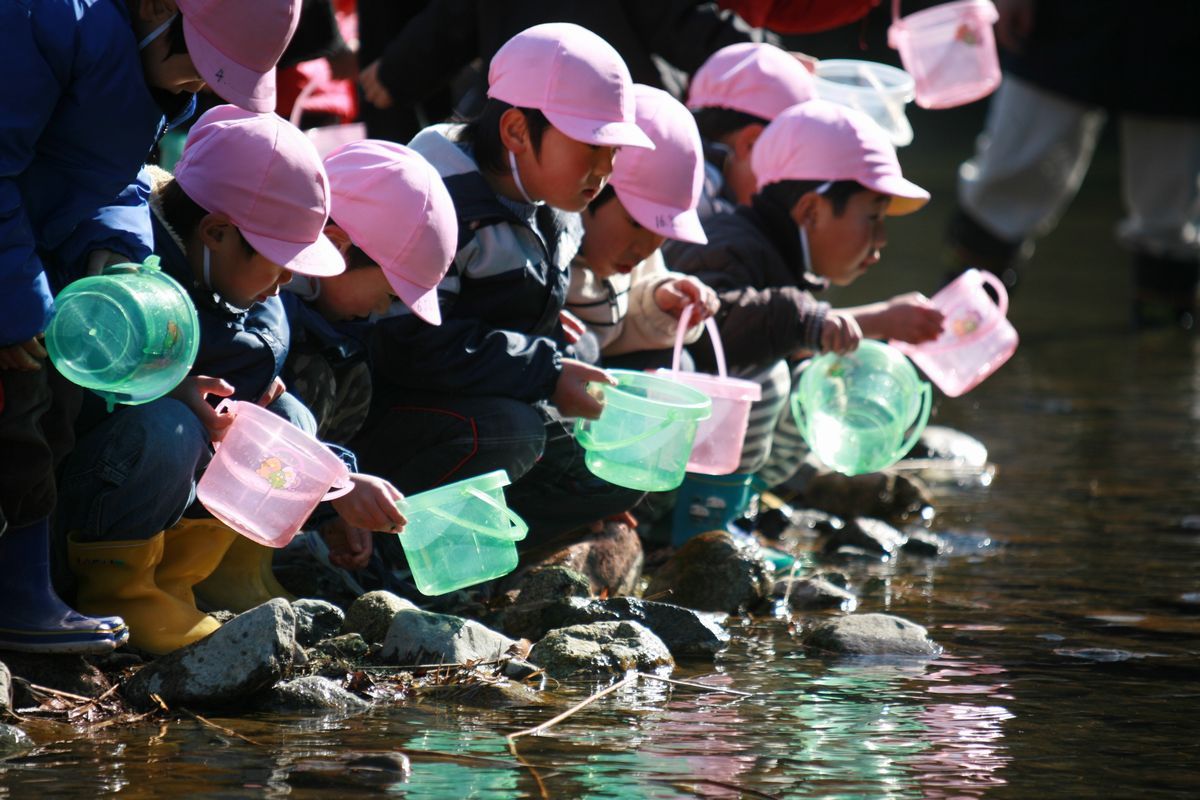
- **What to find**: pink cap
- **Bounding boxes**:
[324,141,458,326]
[487,23,654,150]
[687,43,817,121]
[751,100,930,216]
[175,105,343,277]
[610,86,707,244]
[178,0,301,112]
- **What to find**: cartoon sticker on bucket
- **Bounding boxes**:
[256,455,299,490]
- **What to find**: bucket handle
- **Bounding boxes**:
[891,381,932,464]
[672,303,726,377]
[418,486,529,542]
[855,61,909,144]
[977,269,1009,318]
[901,269,1010,355]
[575,410,679,452]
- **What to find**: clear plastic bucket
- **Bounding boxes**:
[791,340,931,475]
[45,257,199,410]
[575,370,712,491]
[893,268,1017,397]
[653,304,762,475]
[888,0,1001,109]
[397,470,528,596]
[196,400,353,547]
[813,59,916,147]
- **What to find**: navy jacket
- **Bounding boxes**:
[0,0,191,348]
[369,125,579,407]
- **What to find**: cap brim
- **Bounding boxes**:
[870,174,930,216]
[184,17,276,113]
[242,229,345,278]
[543,110,655,150]
[386,272,443,325]
[619,192,708,244]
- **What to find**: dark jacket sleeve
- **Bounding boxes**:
[622,0,754,74]
[375,0,479,107]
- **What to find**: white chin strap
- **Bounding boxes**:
[799,226,814,274]
[202,244,251,313]
[138,13,178,51]
[508,150,544,206]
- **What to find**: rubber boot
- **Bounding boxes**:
[68,533,220,655]
[194,532,297,613]
[671,473,755,547]
[156,518,239,607]
[0,520,129,654]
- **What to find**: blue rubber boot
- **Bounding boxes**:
[671,473,756,547]
[0,520,129,653]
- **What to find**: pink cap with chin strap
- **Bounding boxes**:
[751,99,930,216]
[324,141,458,326]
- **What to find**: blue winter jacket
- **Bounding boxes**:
[0,0,190,348]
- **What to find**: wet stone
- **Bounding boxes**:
[293,599,346,647]
[0,652,112,700]
[380,610,515,667]
[514,520,644,596]
[803,613,942,657]
[0,723,33,757]
[775,576,858,611]
[516,597,729,658]
[646,530,773,614]
[902,529,948,556]
[313,633,370,660]
[529,621,673,678]
[909,425,989,467]
[342,591,419,645]
[256,675,371,714]
[0,660,10,715]
[818,517,906,558]
[514,565,593,604]
[799,470,933,524]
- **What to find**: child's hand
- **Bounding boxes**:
[359,60,394,109]
[654,277,720,322]
[0,337,47,371]
[820,311,863,355]
[169,375,235,441]
[559,309,586,345]
[861,292,945,344]
[320,516,373,571]
[331,473,407,533]
[553,358,614,420]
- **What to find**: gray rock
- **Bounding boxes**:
[502,658,542,681]
[818,517,906,557]
[775,577,857,611]
[124,599,296,709]
[799,470,933,524]
[292,599,346,647]
[505,597,727,658]
[342,591,419,645]
[417,679,548,708]
[511,520,643,595]
[256,676,371,714]
[313,633,370,660]
[529,621,674,677]
[803,613,942,657]
[901,530,947,556]
[380,610,515,666]
[0,652,111,700]
[515,565,592,604]
[910,425,988,467]
[0,661,10,715]
[646,530,773,614]
[0,723,33,757]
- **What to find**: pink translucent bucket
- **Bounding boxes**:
[654,304,761,475]
[888,0,1001,109]
[893,268,1018,397]
[196,400,353,547]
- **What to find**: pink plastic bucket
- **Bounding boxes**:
[197,400,353,547]
[654,304,762,475]
[893,268,1018,397]
[888,0,1001,109]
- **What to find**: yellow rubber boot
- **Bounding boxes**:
[68,533,220,655]
[157,518,239,607]
[194,534,297,613]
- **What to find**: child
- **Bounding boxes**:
[352,23,653,548]
[0,0,300,653]
[57,107,406,653]
[668,99,945,533]
[685,42,817,219]
[567,84,719,370]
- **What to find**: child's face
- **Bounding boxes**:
[315,267,396,321]
[579,196,667,280]
[197,217,292,307]
[803,190,891,286]
[136,9,206,95]
[519,126,618,212]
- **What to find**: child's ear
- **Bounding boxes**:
[324,224,353,255]
[498,107,531,156]
[197,212,234,249]
[790,192,821,228]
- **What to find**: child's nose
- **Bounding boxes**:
[593,146,617,177]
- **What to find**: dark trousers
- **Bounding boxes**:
[0,367,81,530]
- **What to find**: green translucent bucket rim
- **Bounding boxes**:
[399,470,511,516]
[595,369,713,421]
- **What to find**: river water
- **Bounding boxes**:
[5,84,1200,799]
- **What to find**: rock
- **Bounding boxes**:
[817,517,906,558]
[342,591,419,645]
[348,753,412,776]
[803,613,941,657]
[418,679,548,708]
[292,599,346,647]
[502,658,542,681]
[379,610,515,666]
[529,621,674,678]
[0,652,113,701]
[313,633,370,660]
[124,599,296,710]
[775,577,857,611]
[645,530,773,614]
[514,565,592,604]
[0,723,33,757]
[0,661,10,715]
[798,470,933,524]
[256,676,371,714]
[515,520,643,596]
[901,530,947,556]
[909,426,988,467]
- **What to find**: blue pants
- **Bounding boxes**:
[56,392,315,543]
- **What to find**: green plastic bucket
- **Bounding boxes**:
[396,470,529,596]
[45,257,199,410]
[574,369,712,491]
[791,340,931,476]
